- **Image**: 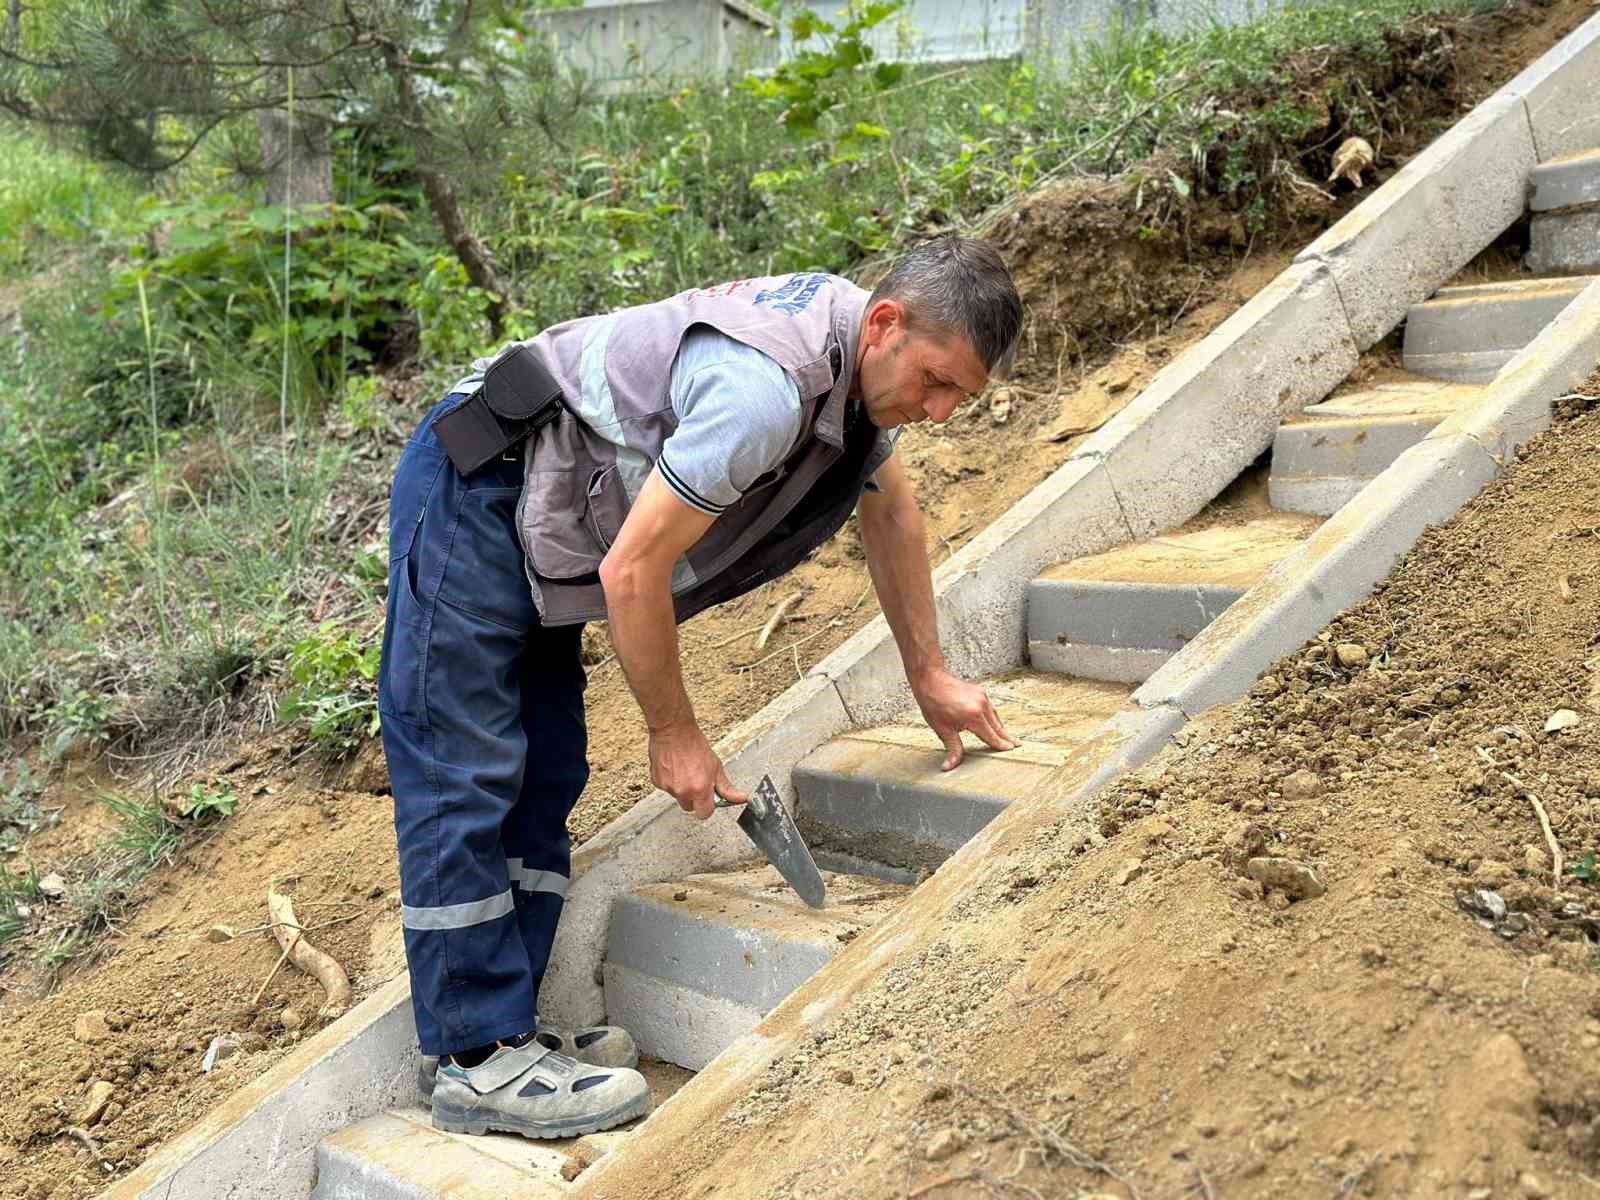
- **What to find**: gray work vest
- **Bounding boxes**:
[457,272,892,626]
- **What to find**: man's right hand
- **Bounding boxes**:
[648,722,750,820]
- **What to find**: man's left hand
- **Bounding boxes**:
[912,669,1020,771]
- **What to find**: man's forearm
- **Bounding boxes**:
[601,565,695,734]
[858,496,945,687]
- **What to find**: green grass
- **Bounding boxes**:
[0,124,142,277]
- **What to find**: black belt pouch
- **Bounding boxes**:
[434,345,565,476]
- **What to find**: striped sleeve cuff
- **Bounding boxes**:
[658,455,728,516]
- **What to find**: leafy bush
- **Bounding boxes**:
[278,623,381,751]
[113,194,430,406]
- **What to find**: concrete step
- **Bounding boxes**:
[1529,148,1600,211]
[602,864,909,1071]
[312,1108,571,1199]
[1025,516,1321,679]
[1402,276,1591,383]
[1267,380,1482,515]
[792,672,1133,872]
[1528,208,1600,275]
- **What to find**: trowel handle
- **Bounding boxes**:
[712,778,771,819]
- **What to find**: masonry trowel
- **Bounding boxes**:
[713,773,827,908]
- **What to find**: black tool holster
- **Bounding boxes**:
[434,344,565,476]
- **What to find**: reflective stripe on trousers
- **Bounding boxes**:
[379,393,588,1057]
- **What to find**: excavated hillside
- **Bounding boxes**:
[598,380,1600,1200]
[1,1,1596,1194]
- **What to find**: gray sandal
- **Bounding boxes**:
[417,1021,639,1100]
[430,1040,652,1139]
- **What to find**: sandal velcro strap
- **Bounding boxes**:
[460,1040,552,1095]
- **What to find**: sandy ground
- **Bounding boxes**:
[1,1,1595,1192]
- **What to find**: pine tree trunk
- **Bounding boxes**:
[258,106,334,210]
[379,39,507,338]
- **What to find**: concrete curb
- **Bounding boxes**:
[1295,93,1537,351]
[1133,278,1600,720]
[1500,11,1600,162]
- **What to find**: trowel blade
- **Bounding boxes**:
[737,774,827,909]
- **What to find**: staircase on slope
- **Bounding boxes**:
[307,146,1600,1200]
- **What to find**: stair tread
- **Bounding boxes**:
[318,1110,570,1198]
[1289,380,1481,423]
[625,863,909,938]
[1541,147,1600,168]
[1034,513,1320,591]
[1417,275,1592,308]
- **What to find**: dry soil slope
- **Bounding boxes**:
[590,389,1600,1199]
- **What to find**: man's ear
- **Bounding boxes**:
[862,298,904,348]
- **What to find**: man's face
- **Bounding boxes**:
[855,300,990,430]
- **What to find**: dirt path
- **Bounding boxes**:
[587,382,1600,1200]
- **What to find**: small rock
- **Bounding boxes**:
[76,1081,115,1126]
[560,1160,585,1183]
[1216,930,1238,953]
[1115,860,1144,886]
[1545,709,1580,734]
[925,1128,966,1162]
[74,1012,111,1044]
[1334,643,1369,669]
[237,1032,269,1053]
[672,891,688,902]
[1425,972,1447,996]
[1525,845,1551,876]
[1360,944,1387,967]
[1280,769,1322,801]
[278,1007,304,1033]
[833,1067,854,1085]
[1266,890,1292,912]
[1245,857,1326,900]
[201,1036,239,1073]
[1520,1171,1551,1198]
[987,388,1014,425]
[206,925,236,943]
[37,873,66,900]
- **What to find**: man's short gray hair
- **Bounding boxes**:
[867,235,1024,378]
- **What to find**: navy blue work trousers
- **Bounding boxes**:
[378,393,588,1057]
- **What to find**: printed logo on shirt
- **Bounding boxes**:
[753,273,830,316]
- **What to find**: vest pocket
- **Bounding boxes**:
[523,464,628,584]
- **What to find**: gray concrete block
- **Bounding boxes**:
[602,866,907,1069]
[1027,639,1173,684]
[312,1110,568,1200]
[815,453,1132,726]
[1266,474,1367,518]
[1402,277,1591,383]
[1530,149,1600,211]
[1429,276,1600,463]
[1271,412,1440,483]
[1295,93,1537,350]
[1134,432,1501,719]
[1527,208,1600,275]
[1027,578,1244,652]
[1501,12,1600,161]
[101,978,418,1200]
[540,673,851,1028]
[1067,259,1357,536]
[602,962,763,1073]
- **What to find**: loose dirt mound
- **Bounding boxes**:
[612,383,1600,1200]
